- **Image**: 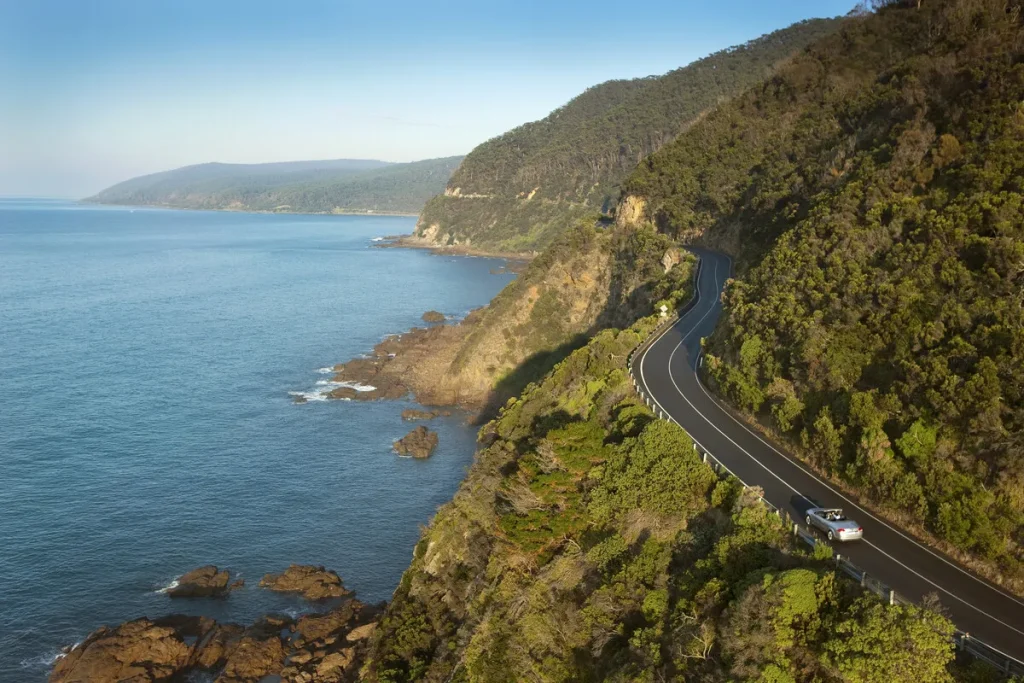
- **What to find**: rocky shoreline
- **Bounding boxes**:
[317,310,492,415]
[51,565,379,683]
[372,233,534,263]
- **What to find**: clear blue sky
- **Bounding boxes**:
[0,0,854,197]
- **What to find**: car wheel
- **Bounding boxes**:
[827,530,834,541]
[805,516,812,526]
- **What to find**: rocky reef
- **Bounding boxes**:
[166,565,243,598]
[258,565,352,601]
[51,565,375,683]
[421,310,446,323]
[50,599,379,683]
[393,426,438,458]
[400,408,450,421]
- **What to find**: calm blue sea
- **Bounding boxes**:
[0,199,513,680]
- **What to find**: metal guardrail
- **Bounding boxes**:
[625,256,1024,680]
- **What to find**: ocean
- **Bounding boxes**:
[0,199,514,679]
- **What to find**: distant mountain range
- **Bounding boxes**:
[86,156,463,214]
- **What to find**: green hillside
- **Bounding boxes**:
[87,156,463,214]
[364,317,963,683]
[353,4,1024,682]
[622,0,1024,579]
[412,18,843,254]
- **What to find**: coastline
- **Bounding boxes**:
[79,199,420,218]
[377,233,536,262]
[26,210,505,682]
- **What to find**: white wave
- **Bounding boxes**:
[155,578,180,594]
[290,390,329,402]
[314,380,376,391]
[290,379,375,403]
[316,367,336,374]
[22,643,79,670]
[371,237,385,242]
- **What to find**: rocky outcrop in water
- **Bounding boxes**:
[422,310,446,323]
[166,565,243,598]
[50,600,380,683]
[393,426,438,458]
[400,408,450,421]
[258,564,352,601]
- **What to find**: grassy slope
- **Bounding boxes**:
[621,0,1024,583]
[87,156,463,214]
[412,18,844,254]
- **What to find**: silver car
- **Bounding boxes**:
[805,507,863,542]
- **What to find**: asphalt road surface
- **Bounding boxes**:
[635,247,1024,662]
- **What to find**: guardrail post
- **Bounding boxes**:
[888,589,895,606]
[860,572,866,587]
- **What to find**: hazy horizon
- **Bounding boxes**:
[2,0,854,198]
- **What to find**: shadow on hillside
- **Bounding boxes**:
[477,335,590,422]
[472,254,688,425]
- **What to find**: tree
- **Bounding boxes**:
[824,600,954,683]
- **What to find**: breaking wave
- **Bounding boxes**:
[155,578,180,594]
[292,375,376,402]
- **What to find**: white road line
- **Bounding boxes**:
[642,252,1024,642]
[683,255,1024,612]
[692,368,1024,612]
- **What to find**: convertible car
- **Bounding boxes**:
[805,507,864,542]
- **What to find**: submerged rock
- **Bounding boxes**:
[393,426,439,458]
[258,564,352,601]
[166,565,242,598]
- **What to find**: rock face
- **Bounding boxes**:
[422,310,446,323]
[50,601,381,683]
[393,426,438,458]
[166,565,243,598]
[50,616,200,683]
[400,408,451,421]
[258,565,352,601]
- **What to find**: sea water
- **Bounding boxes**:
[0,199,514,679]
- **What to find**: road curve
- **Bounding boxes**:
[636,247,1024,662]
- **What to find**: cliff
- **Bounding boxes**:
[332,220,694,418]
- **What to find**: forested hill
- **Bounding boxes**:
[86,156,463,214]
[621,0,1024,582]
[411,17,843,254]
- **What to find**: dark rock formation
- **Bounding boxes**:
[258,564,352,601]
[393,426,438,458]
[166,565,242,598]
[400,408,451,421]
[50,616,201,683]
[422,310,446,323]
[50,601,380,683]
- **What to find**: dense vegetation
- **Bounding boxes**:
[363,314,979,682]
[87,156,462,214]
[622,0,1024,581]
[413,19,844,254]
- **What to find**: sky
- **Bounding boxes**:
[0,0,855,198]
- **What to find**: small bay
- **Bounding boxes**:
[0,199,514,679]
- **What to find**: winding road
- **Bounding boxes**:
[635,247,1024,663]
